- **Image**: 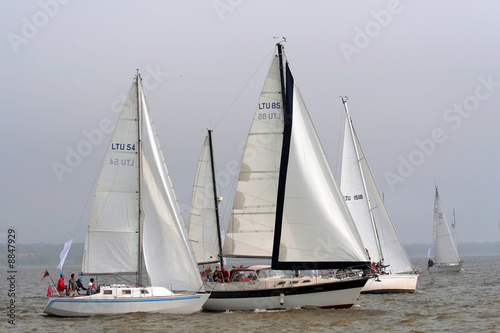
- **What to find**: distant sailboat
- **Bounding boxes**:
[43,73,209,317]
[339,97,418,293]
[428,187,462,272]
[191,43,370,311]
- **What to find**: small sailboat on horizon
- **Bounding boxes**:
[188,43,370,311]
[428,186,462,272]
[339,97,418,293]
[43,72,209,317]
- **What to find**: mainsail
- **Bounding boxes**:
[223,44,368,270]
[82,83,140,276]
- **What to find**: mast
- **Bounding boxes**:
[452,208,456,241]
[136,70,144,286]
[207,129,224,270]
[433,186,439,261]
[272,42,294,269]
[341,96,384,262]
[277,43,287,111]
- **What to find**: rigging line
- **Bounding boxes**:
[71,145,108,242]
[213,46,276,130]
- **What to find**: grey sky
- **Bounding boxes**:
[1,0,499,246]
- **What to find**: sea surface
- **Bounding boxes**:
[3,256,500,332]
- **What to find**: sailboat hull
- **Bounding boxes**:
[361,274,419,294]
[202,277,367,311]
[428,263,462,273]
[43,286,209,317]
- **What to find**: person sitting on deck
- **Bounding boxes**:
[213,266,223,283]
[244,272,257,281]
[87,278,96,295]
[222,267,230,283]
[229,265,238,281]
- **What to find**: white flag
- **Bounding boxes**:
[57,239,73,270]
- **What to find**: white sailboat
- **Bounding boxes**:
[192,43,370,311]
[339,97,418,293]
[44,73,209,317]
[188,129,224,269]
[428,187,462,272]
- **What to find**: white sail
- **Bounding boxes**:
[140,89,203,291]
[433,187,461,265]
[340,116,381,263]
[223,56,283,258]
[341,105,414,274]
[276,80,367,266]
[188,134,221,264]
[223,50,368,269]
[82,84,140,275]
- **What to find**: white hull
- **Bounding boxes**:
[361,274,419,294]
[428,263,462,273]
[202,276,367,311]
[44,286,209,317]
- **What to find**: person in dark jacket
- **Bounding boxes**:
[76,278,87,295]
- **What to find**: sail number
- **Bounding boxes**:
[344,194,363,201]
[258,102,281,110]
[257,103,281,120]
[109,158,135,166]
[111,143,136,151]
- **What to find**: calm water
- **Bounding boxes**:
[3,256,500,332]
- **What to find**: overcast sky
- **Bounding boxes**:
[1,1,499,247]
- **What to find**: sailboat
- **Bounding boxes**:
[428,187,462,272]
[188,129,224,269]
[190,43,370,311]
[339,97,419,293]
[43,72,209,317]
